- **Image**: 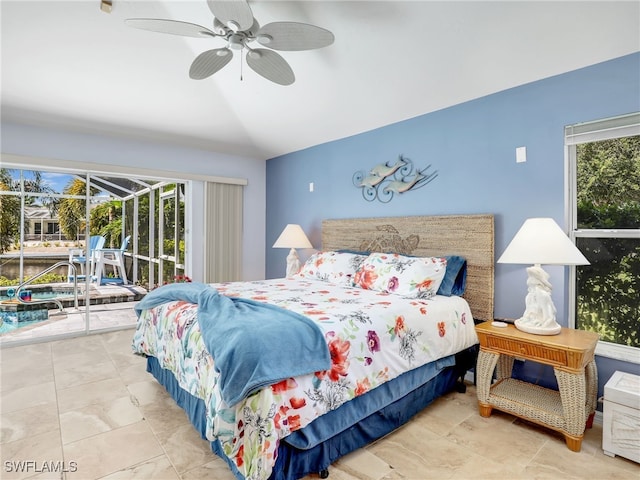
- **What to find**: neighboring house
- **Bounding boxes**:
[23,205,62,242]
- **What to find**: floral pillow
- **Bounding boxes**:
[296,251,367,286]
[353,253,447,299]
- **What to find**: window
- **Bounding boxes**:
[566,113,640,363]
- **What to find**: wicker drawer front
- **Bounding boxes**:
[486,336,567,366]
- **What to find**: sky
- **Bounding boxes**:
[5,169,73,194]
[4,169,111,200]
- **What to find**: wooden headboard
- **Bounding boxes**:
[322,214,495,321]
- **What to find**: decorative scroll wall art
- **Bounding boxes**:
[352,154,438,203]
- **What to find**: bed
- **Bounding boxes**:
[132,214,494,480]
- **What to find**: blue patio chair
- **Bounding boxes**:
[68,235,105,281]
[93,235,131,285]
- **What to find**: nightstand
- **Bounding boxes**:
[475,321,599,452]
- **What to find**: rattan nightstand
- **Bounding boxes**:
[475,321,599,452]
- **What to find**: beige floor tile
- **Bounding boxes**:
[1,430,64,480]
[117,361,153,386]
[154,423,218,474]
[137,394,191,436]
[127,379,172,407]
[24,471,72,480]
[1,402,59,444]
[180,458,238,480]
[51,334,109,360]
[63,422,163,479]
[1,328,637,480]
[57,377,129,413]
[60,395,144,444]
[525,435,640,480]
[100,329,141,370]
[300,467,362,480]
[0,381,57,414]
[0,341,52,366]
[444,409,548,467]
[96,455,179,480]
[0,359,55,394]
[452,451,530,480]
[415,388,478,436]
[54,359,119,390]
[333,449,394,480]
[367,420,469,479]
[51,346,113,373]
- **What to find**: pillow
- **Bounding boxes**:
[296,251,368,286]
[437,255,468,296]
[353,253,447,299]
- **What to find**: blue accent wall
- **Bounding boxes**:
[266,53,640,391]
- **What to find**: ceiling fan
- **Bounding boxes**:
[125,0,334,86]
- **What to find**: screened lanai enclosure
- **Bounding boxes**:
[0,167,187,344]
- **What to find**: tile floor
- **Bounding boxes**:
[1,329,638,480]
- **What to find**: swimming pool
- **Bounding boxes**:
[0,288,76,330]
[0,291,75,302]
[0,284,146,336]
[0,300,54,325]
[0,317,47,334]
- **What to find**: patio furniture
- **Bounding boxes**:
[93,236,131,285]
[68,235,105,281]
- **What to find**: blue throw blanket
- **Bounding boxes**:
[135,282,331,406]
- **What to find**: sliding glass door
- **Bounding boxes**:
[0,166,187,346]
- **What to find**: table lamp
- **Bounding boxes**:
[273,224,313,277]
[497,218,590,335]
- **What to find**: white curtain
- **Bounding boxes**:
[204,182,243,282]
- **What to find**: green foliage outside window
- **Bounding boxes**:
[575,136,640,348]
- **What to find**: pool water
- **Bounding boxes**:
[0,291,71,332]
[0,301,51,329]
[0,318,45,334]
[0,291,74,302]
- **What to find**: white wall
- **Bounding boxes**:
[1,123,266,281]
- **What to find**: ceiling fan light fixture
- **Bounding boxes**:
[126,0,334,85]
[229,33,244,49]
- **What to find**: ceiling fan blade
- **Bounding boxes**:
[189,48,233,79]
[246,49,295,86]
[125,18,217,38]
[206,0,254,32]
[256,22,334,51]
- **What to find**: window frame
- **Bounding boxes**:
[565,112,640,363]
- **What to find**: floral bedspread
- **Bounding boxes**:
[132,278,478,480]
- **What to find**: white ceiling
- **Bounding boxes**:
[2,1,639,160]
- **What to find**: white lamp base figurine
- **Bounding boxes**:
[285,248,301,277]
[514,264,562,335]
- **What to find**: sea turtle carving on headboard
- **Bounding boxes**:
[359,225,419,254]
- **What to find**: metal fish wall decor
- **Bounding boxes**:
[352,155,438,203]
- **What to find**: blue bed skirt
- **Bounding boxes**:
[146,353,468,480]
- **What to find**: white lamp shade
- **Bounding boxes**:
[272,224,313,249]
[497,218,589,266]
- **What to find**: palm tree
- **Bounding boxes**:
[0,170,20,253]
[58,178,100,240]
[90,199,123,248]
[0,169,59,252]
